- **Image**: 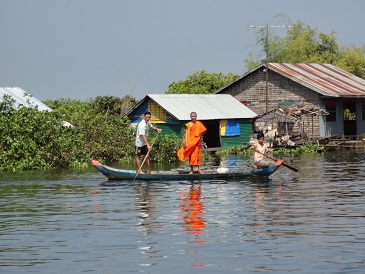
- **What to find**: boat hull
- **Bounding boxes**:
[92,159,283,181]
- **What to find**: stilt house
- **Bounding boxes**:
[126,94,257,149]
[216,63,365,139]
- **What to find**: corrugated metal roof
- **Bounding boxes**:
[147,94,257,120]
[269,63,365,97]
[0,87,52,111]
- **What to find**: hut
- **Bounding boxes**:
[126,94,257,149]
[216,63,365,139]
[250,105,328,147]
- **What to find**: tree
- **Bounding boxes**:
[244,20,365,79]
[165,70,240,94]
[317,32,339,63]
[88,95,137,117]
[282,22,321,63]
[336,45,365,79]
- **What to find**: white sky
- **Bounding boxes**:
[0,0,364,101]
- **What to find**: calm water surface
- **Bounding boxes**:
[1,151,365,273]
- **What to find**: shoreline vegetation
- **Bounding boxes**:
[0,95,328,172]
[0,96,184,172]
[215,142,326,157]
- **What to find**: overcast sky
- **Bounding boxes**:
[0,0,364,101]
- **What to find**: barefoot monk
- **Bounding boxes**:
[177,112,206,174]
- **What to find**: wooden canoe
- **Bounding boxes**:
[92,159,283,181]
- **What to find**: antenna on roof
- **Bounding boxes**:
[247,24,293,112]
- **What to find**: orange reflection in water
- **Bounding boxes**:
[179,183,206,242]
[91,187,101,213]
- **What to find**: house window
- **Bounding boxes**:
[362,101,365,120]
[325,101,337,122]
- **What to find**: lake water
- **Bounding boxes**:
[1,150,365,273]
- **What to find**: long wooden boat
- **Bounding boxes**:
[92,159,283,181]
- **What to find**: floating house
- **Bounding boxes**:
[126,94,257,149]
[216,63,365,139]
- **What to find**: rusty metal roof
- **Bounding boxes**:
[269,63,365,97]
[129,94,257,120]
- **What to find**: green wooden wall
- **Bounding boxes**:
[154,123,184,136]
[220,119,252,149]
[154,119,252,149]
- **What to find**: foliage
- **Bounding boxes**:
[82,114,135,162]
[149,133,213,163]
[216,142,325,158]
[165,70,240,94]
[87,95,138,117]
[202,143,214,162]
[1,93,219,171]
[336,45,365,79]
[343,108,356,120]
[244,20,365,79]
[0,97,90,171]
[273,143,325,155]
[149,133,182,163]
[45,97,137,163]
[215,146,253,156]
[0,95,139,171]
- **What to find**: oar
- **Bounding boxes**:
[134,132,160,180]
[253,149,298,172]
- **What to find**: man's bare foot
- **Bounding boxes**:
[138,170,144,174]
[198,170,203,174]
[147,171,153,174]
[189,171,194,174]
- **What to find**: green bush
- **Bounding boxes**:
[0,99,90,170]
[273,142,325,156]
[149,133,182,163]
[215,146,253,156]
[0,94,233,171]
[215,142,325,159]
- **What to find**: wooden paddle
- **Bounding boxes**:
[253,149,298,172]
[134,132,160,180]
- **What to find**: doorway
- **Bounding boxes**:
[343,100,356,136]
[201,120,221,148]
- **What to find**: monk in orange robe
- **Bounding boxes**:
[177,112,207,174]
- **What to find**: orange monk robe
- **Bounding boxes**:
[177,120,206,166]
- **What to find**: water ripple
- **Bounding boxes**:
[1,151,365,273]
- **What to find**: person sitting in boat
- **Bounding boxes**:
[251,132,272,169]
[135,111,162,174]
